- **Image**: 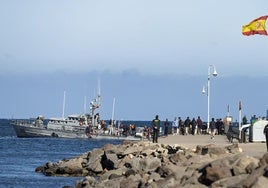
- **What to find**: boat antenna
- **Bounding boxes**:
[111,97,115,126]
[84,96,87,114]
[62,91,66,119]
[97,78,101,107]
[90,78,101,127]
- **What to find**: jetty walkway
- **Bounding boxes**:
[158,134,267,157]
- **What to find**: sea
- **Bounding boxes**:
[0,119,153,188]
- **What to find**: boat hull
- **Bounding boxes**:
[11,123,143,141]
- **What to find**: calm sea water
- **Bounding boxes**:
[0,119,153,188]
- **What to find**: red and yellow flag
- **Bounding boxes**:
[242,16,268,36]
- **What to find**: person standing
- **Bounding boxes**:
[172,117,177,135]
[263,124,268,152]
[191,118,197,135]
[152,115,161,143]
[197,116,203,135]
[178,117,184,135]
[176,117,180,135]
[164,118,169,137]
[184,117,191,135]
[243,115,248,125]
[219,118,224,135]
[216,119,221,135]
[210,118,216,139]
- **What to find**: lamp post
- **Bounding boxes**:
[202,65,217,133]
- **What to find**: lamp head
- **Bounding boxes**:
[202,86,206,94]
[212,68,218,77]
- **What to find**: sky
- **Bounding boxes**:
[0,0,268,121]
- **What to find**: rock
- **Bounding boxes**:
[169,152,187,165]
[84,148,104,174]
[155,166,173,178]
[251,176,268,188]
[98,168,124,181]
[140,157,162,172]
[202,153,260,185]
[100,152,115,171]
[238,164,268,188]
[120,174,142,188]
[211,174,248,188]
[152,176,180,188]
[35,158,85,176]
[196,143,240,157]
[148,172,162,182]
[180,170,202,187]
[34,141,268,188]
[141,148,154,157]
[232,155,259,175]
[206,165,232,181]
[105,153,118,168]
[259,152,268,166]
[225,143,241,154]
[76,176,96,188]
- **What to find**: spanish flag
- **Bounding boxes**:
[242,16,268,36]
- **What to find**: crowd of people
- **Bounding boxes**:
[148,114,268,156]
[170,116,225,136]
[150,115,226,143]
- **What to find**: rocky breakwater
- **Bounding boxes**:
[36,141,268,188]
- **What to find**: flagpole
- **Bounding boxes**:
[238,101,242,142]
[227,104,230,117]
[62,91,66,119]
[84,96,87,114]
[111,97,115,126]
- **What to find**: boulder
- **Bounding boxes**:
[35,141,268,188]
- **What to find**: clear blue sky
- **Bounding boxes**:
[0,1,268,121]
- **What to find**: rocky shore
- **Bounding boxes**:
[35,140,268,188]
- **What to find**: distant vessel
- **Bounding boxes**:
[12,114,90,138]
[11,86,144,141]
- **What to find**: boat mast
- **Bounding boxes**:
[97,78,101,107]
[84,96,87,114]
[90,79,101,127]
[111,97,115,126]
[62,91,66,119]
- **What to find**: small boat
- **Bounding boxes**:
[11,89,145,141]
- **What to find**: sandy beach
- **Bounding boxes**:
[158,134,267,157]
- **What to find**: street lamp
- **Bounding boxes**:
[202,65,218,133]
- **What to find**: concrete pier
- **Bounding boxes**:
[158,134,267,157]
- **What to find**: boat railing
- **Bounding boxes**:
[11,119,44,128]
[11,119,35,126]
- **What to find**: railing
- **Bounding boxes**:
[11,119,35,125]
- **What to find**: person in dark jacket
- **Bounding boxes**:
[178,117,184,135]
[210,118,216,139]
[197,116,203,135]
[263,124,268,152]
[184,117,191,135]
[152,115,160,143]
[191,118,197,135]
[164,118,169,137]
